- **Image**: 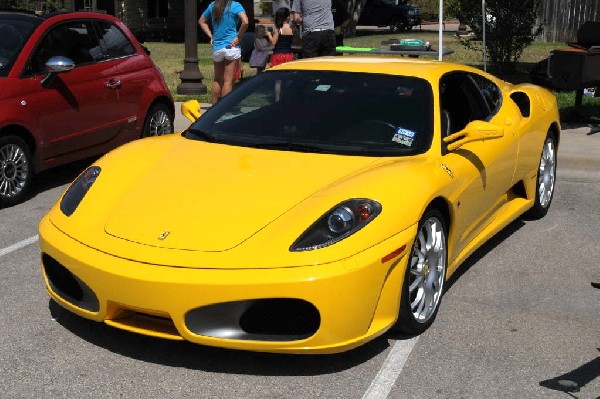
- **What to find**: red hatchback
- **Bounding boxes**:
[0,11,174,207]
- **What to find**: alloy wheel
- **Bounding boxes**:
[408,216,447,323]
[538,137,556,208]
[147,109,173,136]
[0,143,29,199]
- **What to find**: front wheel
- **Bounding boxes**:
[142,103,174,138]
[0,135,33,207]
[526,131,557,219]
[393,209,447,334]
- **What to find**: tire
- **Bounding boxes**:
[0,135,33,207]
[526,131,557,219]
[393,209,447,334]
[142,103,174,138]
[390,17,408,33]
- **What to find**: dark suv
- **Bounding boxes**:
[358,0,421,33]
[0,11,174,206]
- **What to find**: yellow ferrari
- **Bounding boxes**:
[39,57,560,354]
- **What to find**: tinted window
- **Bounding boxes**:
[440,72,491,135]
[470,73,502,115]
[28,21,102,75]
[186,70,434,157]
[0,18,37,77]
[96,21,136,59]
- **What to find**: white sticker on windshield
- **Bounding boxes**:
[392,127,416,146]
[315,85,331,92]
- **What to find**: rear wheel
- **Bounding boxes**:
[526,131,557,219]
[142,103,174,137]
[394,209,447,334]
[0,135,33,207]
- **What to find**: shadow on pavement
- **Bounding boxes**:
[48,300,390,374]
[30,157,97,197]
[539,351,600,396]
[444,218,526,293]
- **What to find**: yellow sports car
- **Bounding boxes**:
[39,57,560,354]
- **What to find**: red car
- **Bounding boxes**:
[0,11,174,207]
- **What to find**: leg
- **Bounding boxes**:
[320,30,337,57]
[221,58,238,99]
[301,32,319,59]
[212,61,225,104]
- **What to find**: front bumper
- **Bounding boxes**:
[39,215,416,354]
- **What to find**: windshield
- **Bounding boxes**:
[0,17,37,77]
[185,70,433,156]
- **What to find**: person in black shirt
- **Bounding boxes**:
[332,0,350,47]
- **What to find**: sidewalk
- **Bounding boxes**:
[174,102,600,180]
[557,124,600,181]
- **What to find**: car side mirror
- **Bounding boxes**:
[41,56,75,87]
[443,120,504,151]
[181,100,202,122]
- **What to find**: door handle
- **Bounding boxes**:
[106,80,122,89]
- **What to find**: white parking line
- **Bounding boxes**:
[362,336,419,399]
[0,235,39,257]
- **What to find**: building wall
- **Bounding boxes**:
[539,0,600,43]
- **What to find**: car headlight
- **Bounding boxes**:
[60,166,101,216]
[290,199,382,251]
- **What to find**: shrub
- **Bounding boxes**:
[448,0,542,74]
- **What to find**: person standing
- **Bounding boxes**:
[331,0,350,48]
[249,25,270,73]
[199,0,249,104]
[292,0,336,58]
[266,8,297,67]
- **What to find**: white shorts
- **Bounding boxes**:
[213,46,241,62]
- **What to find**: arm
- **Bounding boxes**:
[230,12,249,48]
[265,29,279,46]
[198,15,213,46]
[341,16,351,29]
[293,12,303,25]
[291,0,303,25]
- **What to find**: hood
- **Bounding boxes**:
[104,139,377,252]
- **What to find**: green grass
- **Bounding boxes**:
[145,30,599,119]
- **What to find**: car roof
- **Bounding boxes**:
[270,56,496,83]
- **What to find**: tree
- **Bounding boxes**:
[448,0,542,74]
[0,0,22,8]
[0,0,64,12]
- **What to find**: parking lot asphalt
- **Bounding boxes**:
[174,102,600,181]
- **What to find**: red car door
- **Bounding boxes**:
[94,20,152,138]
[25,20,125,161]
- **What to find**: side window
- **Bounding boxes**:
[440,71,492,137]
[95,21,136,60]
[470,73,502,117]
[28,21,102,75]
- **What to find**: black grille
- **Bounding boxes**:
[42,253,99,312]
[239,299,320,336]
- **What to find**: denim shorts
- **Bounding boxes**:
[213,46,241,62]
